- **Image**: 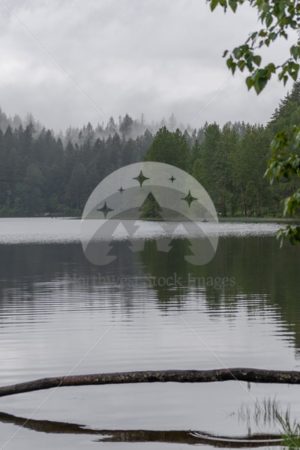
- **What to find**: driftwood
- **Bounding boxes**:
[0,411,284,447]
[0,368,300,398]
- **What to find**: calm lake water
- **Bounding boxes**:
[0,218,299,450]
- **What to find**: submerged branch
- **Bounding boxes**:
[0,368,300,398]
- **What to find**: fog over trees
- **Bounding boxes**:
[0,83,299,217]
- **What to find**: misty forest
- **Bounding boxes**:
[1,82,299,218]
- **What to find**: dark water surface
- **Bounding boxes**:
[0,219,299,449]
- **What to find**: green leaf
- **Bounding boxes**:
[253,55,262,66]
[254,71,269,94]
[228,0,238,12]
[290,45,300,59]
[265,14,273,27]
[246,76,254,90]
[210,0,220,11]
[226,57,236,74]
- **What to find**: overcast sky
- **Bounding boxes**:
[0,0,295,131]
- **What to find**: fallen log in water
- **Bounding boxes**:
[0,368,300,397]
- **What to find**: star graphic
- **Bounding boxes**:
[118,186,125,193]
[182,190,197,207]
[169,176,176,183]
[133,170,149,187]
[97,201,114,218]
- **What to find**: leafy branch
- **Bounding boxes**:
[208,0,300,243]
[265,126,300,244]
[208,0,300,93]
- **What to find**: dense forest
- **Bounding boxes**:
[0,82,299,217]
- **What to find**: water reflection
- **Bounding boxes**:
[0,410,283,447]
[0,235,299,449]
[0,236,299,354]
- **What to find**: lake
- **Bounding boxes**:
[0,218,299,449]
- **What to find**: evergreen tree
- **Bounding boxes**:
[65,163,87,211]
[269,81,300,133]
[145,127,190,170]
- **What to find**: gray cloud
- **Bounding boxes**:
[0,0,294,130]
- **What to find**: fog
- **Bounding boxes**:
[0,0,295,130]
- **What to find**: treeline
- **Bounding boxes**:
[147,124,274,216]
[0,83,299,217]
[0,124,153,216]
[146,82,300,217]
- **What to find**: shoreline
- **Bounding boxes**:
[0,215,299,225]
